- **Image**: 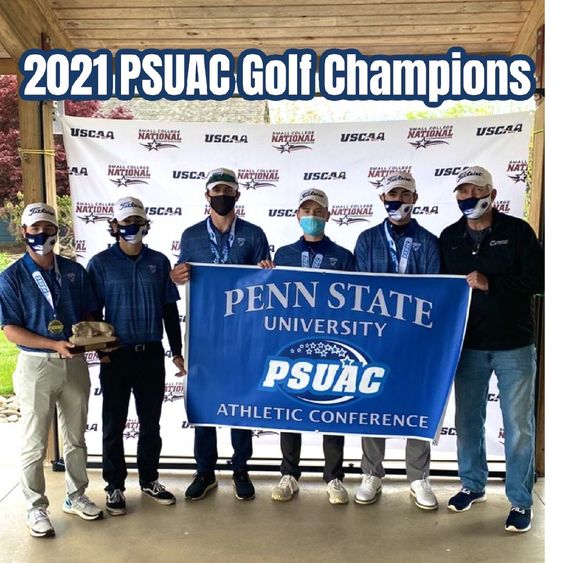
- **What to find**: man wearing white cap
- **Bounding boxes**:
[258,188,354,504]
[440,166,543,533]
[87,196,185,516]
[353,171,441,510]
[0,203,103,537]
[170,167,270,502]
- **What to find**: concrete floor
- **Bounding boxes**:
[0,423,545,563]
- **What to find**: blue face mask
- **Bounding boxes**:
[118,223,148,244]
[457,194,492,219]
[384,200,413,221]
[300,216,326,237]
[25,231,57,255]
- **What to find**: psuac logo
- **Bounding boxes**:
[331,204,372,226]
[138,128,182,151]
[259,338,388,406]
[70,128,114,140]
[506,160,527,183]
[238,168,279,190]
[108,164,150,188]
[75,201,113,224]
[367,165,412,189]
[204,133,248,143]
[340,132,385,143]
[272,130,315,153]
[476,123,523,136]
[407,125,453,149]
[303,171,346,181]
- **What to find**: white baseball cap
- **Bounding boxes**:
[382,171,417,194]
[298,188,329,208]
[454,166,493,191]
[21,203,58,227]
[206,167,239,191]
[113,197,147,222]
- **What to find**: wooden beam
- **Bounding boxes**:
[511,0,544,56]
[0,0,73,57]
[0,58,17,74]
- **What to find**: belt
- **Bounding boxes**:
[20,350,66,359]
[116,342,163,353]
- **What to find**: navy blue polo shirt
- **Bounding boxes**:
[0,253,98,352]
[87,243,180,345]
[274,236,355,271]
[178,218,270,265]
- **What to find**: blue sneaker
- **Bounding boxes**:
[447,488,487,512]
[505,507,532,533]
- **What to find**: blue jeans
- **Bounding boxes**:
[454,345,536,508]
[194,427,252,474]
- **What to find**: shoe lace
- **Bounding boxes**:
[32,507,49,521]
[74,494,93,506]
[460,487,472,495]
[108,489,124,503]
[234,472,250,483]
[279,475,293,488]
[362,474,376,487]
[420,478,433,492]
[330,479,344,491]
[148,481,165,493]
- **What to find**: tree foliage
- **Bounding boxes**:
[0,75,134,204]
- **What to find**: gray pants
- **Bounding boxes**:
[361,437,430,482]
[14,353,91,511]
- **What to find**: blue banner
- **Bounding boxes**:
[185,265,471,440]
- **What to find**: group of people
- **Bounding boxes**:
[0,164,543,539]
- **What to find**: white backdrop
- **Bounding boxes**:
[61,111,533,468]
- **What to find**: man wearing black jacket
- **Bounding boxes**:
[439,166,543,534]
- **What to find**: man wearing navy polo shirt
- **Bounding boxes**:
[258,188,354,505]
[87,196,185,516]
[0,203,102,538]
[170,167,270,501]
[353,171,441,511]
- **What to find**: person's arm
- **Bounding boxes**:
[353,232,370,272]
[163,302,186,377]
[3,325,75,358]
[426,236,441,275]
[171,230,191,285]
[253,229,271,263]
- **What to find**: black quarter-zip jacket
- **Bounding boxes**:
[439,209,544,350]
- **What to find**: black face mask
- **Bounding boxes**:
[209,195,237,216]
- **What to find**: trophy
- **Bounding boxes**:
[68,321,119,354]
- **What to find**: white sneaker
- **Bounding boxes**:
[27,507,55,538]
[354,474,382,505]
[272,475,299,501]
[63,494,103,521]
[410,478,438,510]
[327,479,349,505]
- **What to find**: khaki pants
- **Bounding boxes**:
[13,352,91,511]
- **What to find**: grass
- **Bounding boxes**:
[0,251,19,395]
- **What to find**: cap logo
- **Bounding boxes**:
[458,169,483,180]
[29,206,55,217]
[119,201,143,210]
[301,189,324,198]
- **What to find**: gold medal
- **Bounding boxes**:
[48,319,64,334]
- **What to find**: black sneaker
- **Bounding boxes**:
[447,488,487,512]
[141,481,176,505]
[106,489,127,516]
[185,472,217,501]
[505,506,533,533]
[233,471,255,500]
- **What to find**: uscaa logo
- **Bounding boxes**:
[272,130,315,153]
[340,132,385,143]
[138,128,182,151]
[259,338,388,406]
[204,133,248,143]
[506,160,527,183]
[476,123,523,136]
[108,164,150,187]
[238,168,279,190]
[407,125,453,149]
[367,165,412,189]
[75,201,113,224]
[331,204,372,226]
[70,128,114,140]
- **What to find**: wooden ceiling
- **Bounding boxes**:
[0,0,544,74]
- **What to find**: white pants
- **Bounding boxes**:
[13,352,91,511]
